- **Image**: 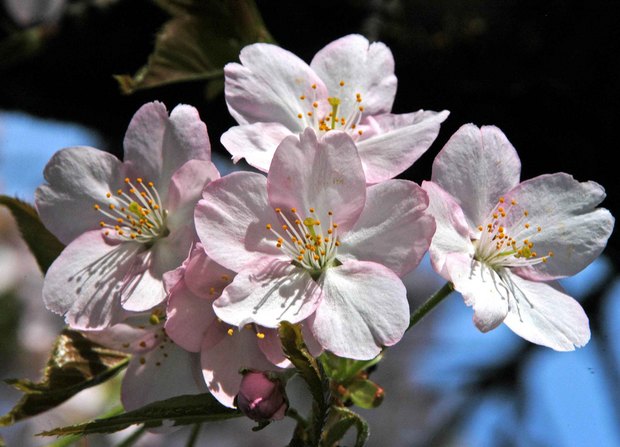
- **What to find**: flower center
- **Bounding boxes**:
[296,80,365,138]
[93,177,169,245]
[473,197,553,270]
[266,207,341,279]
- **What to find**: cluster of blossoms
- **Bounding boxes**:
[35,34,614,420]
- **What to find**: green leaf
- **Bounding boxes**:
[347,379,384,409]
[321,407,369,447]
[0,195,64,274]
[38,393,241,436]
[116,0,274,95]
[320,351,384,383]
[0,329,129,426]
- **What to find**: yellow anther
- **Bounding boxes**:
[256,332,265,339]
[137,178,143,183]
[339,80,345,86]
[300,95,306,100]
[266,223,272,230]
[297,113,303,118]
[227,328,234,336]
[93,204,100,210]
[311,83,317,89]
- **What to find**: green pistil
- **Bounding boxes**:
[328,97,340,130]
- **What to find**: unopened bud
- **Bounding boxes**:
[235,370,288,422]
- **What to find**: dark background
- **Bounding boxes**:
[1,0,616,256]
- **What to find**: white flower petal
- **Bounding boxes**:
[339,179,435,277]
[506,173,615,280]
[35,146,125,244]
[123,102,211,193]
[122,340,205,411]
[213,258,322,328]
[267,128,366,234]
[356,110,449,183]
[195,171,284,272]
[503,272,590,351]
[224,43,326,129]
[312,260,408,360]
[220,122,294,173]
[432,124,521,226]
[43,230,138,329]
[310,34,397,115]
[422,181,475,279]
[445,256,509,332]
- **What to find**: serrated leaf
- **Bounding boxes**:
[116,0,273,95]
[321,407,369,447]
[38,393,240,436]
[347,379,384,409]
[0,195,64,274]
[0,329,128,426]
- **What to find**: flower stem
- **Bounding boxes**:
[408,282,453,330]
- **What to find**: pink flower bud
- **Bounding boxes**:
[235,370,288,422]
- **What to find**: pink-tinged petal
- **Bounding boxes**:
[165,159,220,217]
[356,110,450,183]
[312,260,409,360]
[195,171,284,272]
[120,241,180,312]
[224,43,327,129]
[267,128,366,234]
[339,180,435,277]
[42,230,137,329]
[213,257,322,328]
[83,321,151,353]
[505,173,615,280]
[422,181,474,279]
[201,325,278,408]
[123,102,211,193]
[119,265,166,311]
[35,146,125,244]
[445,256,510,332]
[310,34,397,115]
[258,323,322,368]
[257,328,290,368]
[165,278,217,352]
[122,341,205,411]
[220,122,295,172]
[182,246,236,299]
[432,124,521,226]
[502,273,590,351]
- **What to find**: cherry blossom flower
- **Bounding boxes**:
[195,128,435,360]
[35,101,218,329]
[422,124,615,351]
[84,310,206,412]
[222,34,449,184]
[163,243,304,408]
